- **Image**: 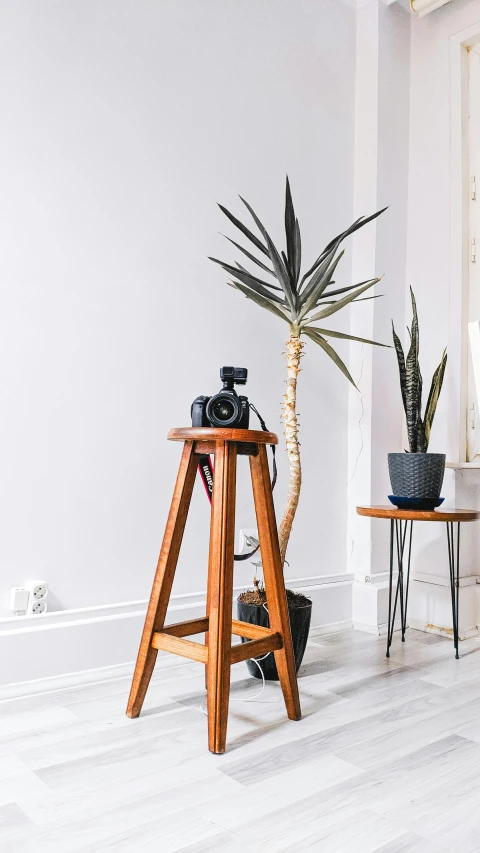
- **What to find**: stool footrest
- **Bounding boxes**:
[159,617,274,642]
[231,632,283,664]
[151,622,283,667]
[162,617,209,638]
[231,619,271,640]
[152,632,208,663]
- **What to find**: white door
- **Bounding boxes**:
[466,45,480,461]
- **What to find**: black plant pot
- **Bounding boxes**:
[388,452,446,499]
[237,597,312,680]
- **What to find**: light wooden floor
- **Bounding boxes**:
[2,628,480,852]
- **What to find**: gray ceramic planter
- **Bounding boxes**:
[388,452,446,498]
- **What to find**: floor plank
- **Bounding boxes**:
[0,628,479,851]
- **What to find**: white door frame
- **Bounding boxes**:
[449,22,480,463]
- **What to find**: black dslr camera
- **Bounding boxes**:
[191,366,249,429]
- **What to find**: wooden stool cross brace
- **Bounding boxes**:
[126,427,301,754]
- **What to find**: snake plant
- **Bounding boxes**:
[392,287,447,453]
[209,177,387,564]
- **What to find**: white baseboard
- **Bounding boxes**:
[2,620,357,702]
[408,617,479,641]
[413,571,479,589]
[353,619,403,637]
[0,573,353,697]
[309,620,353,637]
[0,661,136,702]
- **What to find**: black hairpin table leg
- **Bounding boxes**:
[386,518,414,658]
[446,521,460,659]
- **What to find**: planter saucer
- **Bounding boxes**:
[388,495,445,511]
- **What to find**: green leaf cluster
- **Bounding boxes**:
[392,287,447,453]
[210,177,388,386]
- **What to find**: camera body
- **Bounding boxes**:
[191,366,250,429]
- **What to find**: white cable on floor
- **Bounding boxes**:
[199,655,268,716]
[199,564,290,714]
[199,602,284,715]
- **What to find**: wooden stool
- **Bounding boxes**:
[126,427,301,754]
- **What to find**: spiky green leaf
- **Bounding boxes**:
[318,279,380,302]
[234,262,281,290]
[305,278,379,323]
[222,235,275,276]
[209,258,286,304]
[299,208,387,288]
[299,246,337,305]
[321,208,388,257]
[240,196,296,312]
[303,326,390,347]
[218,204,268,256]
[392,321,407,418]
[229,281,291,323]
[298,251,345,321]
[424,349,447,447]
[416,364,426,453]
[284,177,299,289]
[303,327,357,387]
[405,287,420,453]
[294,218,301,284]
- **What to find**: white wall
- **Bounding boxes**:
[407,0,480,458]
[406,0,480,634]
[0,0,360,683]
[348,0,411,634]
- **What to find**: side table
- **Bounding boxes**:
[356,506,480,659]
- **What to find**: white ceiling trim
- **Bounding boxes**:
[410,0,452,14]
[340,0,397,9]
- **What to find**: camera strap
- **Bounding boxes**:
[196,404,277,562]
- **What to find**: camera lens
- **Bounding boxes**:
[206,393,240,427]
[212,399,235,421]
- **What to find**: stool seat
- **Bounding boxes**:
[126,427,300,754]
[168,426,278,445]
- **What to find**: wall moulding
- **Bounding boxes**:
[0,573,354,694]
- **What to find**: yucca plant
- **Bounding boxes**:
[210,177,387,565]
[392,287,447,453]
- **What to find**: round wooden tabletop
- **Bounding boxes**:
[168,427,278,445]
[357,505,480,522]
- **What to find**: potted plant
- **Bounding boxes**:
[389,287,447,508]
[210,178,387,678]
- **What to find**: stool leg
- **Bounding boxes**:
[206,440,237,754]
[250,446,301,722]
[204,583,210,691]
[127,442,198,718]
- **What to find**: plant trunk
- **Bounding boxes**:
[278,333,303,565]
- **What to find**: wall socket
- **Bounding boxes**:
[238,528,259,553]
[10,580,49,616]
[27,581,48,601]
[26,580,48,615]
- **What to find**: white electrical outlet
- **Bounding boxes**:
[9,587,30,616]
[26,580,48,615]
[238,528,259,553]
[26,580,48,600]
